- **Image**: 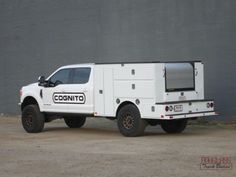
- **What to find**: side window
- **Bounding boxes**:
[50,69,71,84]
[72,67,91,84]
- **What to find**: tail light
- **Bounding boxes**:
[20,89,22,97]
[165,105,173,112]
[210,102,214,108]
[165,106,169,112]
[207,102,214,108]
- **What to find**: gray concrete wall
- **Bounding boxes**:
[0,0,235,120]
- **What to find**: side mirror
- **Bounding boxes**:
[38,76,45,86]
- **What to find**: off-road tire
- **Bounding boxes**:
[22,105,45,133]
[161,119,187,134]
[117,104,147,137]
[64,117,86,128]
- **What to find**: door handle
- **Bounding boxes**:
[83,89,88,93]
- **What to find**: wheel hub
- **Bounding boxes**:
[123,115,134,129]
[25,113,33,127]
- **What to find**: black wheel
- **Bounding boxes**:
[161,119,187,134]
[64,117,86,128]
[117,104,147,137]
[21,105,45,133]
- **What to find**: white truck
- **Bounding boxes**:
[19,61,216,136]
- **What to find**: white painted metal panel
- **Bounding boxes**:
[155,64,165,102]
[114,80,155,98]
[114,64,155,80]
[94,66,104,115]
[104,68,114,116]
[195,62,204,99]
[62,83,94,114]
[163,91,199,102]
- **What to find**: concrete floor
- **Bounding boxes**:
[0,116,235,177]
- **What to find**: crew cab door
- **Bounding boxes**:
[42,68,72,112]
[41,67,93,114]
[65,67,93,114]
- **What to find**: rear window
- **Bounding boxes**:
[165,63,195,92]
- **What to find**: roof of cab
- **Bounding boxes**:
[59,63,95,69]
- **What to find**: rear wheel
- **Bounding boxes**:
[161,119,187,134]
[22,105,45,133]
[117,104,147,137]
[64,117,86,128]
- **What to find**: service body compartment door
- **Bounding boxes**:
[94,66,104,116]
[94,66,114,116]
[103,68,114,116]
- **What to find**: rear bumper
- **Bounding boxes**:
[160,111,217,120]
[154,99,217,120]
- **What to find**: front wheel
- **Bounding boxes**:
[64,117,86,128]
[117,104,147,137]
[161,119,187,134]
[21,105,45,133]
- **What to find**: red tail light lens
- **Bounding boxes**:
[207,102,214,108]
[210,102,214,108]
[165,106,169,112]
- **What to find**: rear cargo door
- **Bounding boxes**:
[163,62,198,102]
[165,63,194,92]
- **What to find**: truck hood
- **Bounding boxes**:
[22,82,39,91]
[25,82,38,87]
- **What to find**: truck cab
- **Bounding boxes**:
[20,61,217,137]
[39,64,94,114]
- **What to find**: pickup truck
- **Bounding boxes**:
[19,61,216,136]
